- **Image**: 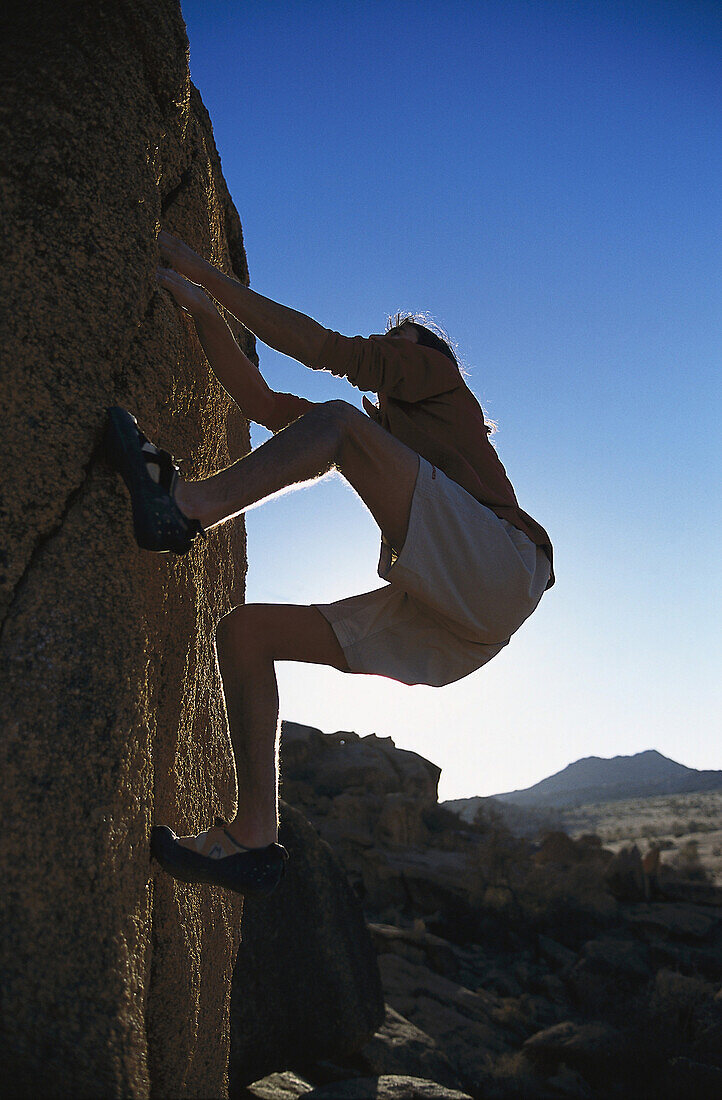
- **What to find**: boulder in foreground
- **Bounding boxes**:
[231,802,385,1088]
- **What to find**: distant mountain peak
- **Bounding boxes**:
[486,749,722,809]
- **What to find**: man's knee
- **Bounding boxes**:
[320,398,359,423]
[314,399,368,462]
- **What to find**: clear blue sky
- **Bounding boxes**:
[181,0,721,799]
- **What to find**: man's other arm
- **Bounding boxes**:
[159,231,327,367]
[157,266,314,431]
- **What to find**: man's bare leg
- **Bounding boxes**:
[172,400,420,853]
[173,399,420,553]
[206,604,349,851]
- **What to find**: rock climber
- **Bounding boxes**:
[106,230,554,897]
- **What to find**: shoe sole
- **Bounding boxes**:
[105,407,202,554]
[150,826,288,896]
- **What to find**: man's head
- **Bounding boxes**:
[382,312,494,434]
[384,312,458,364]
[384,318,419,343]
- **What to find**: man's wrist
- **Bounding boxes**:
[191,296,221,324]
[204,266,241,299]
[187,254,215,287]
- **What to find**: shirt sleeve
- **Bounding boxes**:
[260,391,316,432]
[308,330,461,402]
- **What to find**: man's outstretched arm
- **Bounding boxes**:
[157,266,312,430]
[159,231,327,367]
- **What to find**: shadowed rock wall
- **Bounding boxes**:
[0,3,251,1096]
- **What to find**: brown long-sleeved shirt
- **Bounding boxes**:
[262,329,554,588]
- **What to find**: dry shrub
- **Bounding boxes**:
[467,818,616,940]
[489,1049,551,1098]
[661,839,711,883]
[685,819,719,834]
[520,859,617,937]
[467,812,530,912]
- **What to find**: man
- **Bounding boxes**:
[106,231,554,896]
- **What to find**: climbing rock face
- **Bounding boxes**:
[1,3,250,1096]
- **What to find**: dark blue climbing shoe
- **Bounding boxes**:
[105,406,205,554]
[150,825,289,896]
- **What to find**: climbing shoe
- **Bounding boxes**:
[150,825,289,896]
[105,406,205,554]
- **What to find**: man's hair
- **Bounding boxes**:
[385,311,458,364]
[385,311,497,436]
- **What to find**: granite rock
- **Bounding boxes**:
[523,1020,628,1072]
[304,1077,473,1100]
[1,3,252,1096]
[245,1072,316,1099]
[230,802,385,1089]
[357,1004,464,1092]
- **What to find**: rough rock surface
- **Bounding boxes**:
[355,1004,464,1092]
[245,1072,316,1099]
[279,722,474,921]
[231,802,385,1089]
[522,1020,628,1071]
[304,1077,473,1100]
[1,3,252,1096]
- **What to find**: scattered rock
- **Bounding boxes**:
[537,935,578,972]
[648,968,722,1057]
[377,848,476,918]
[246,1071,315,1098]
[377,953,518,1091]
[523,1020,627,1071]
[281,723,439,808]
[483,967,524,998]
[279,722,457,913]
[539,974,568,1003]
[578,936,650,979]
[622,902,718,941]
[278,721,722,1099]
[657,880,722,906]
[304,1076,473,1099]
[566,943,648,1014]
[377,792,430,847]
[357,1005,464,1092]
[368,923,461,979]
[648,940,722,982]
[547,1063,594,1099]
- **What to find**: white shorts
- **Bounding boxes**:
[314,457,551,687]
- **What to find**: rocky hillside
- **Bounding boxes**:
[241,722,722,1100]
[1,4,252,1096]
[448,750,722,815]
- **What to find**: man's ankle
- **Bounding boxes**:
[225,821,278,849]
[174,478,201,522]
